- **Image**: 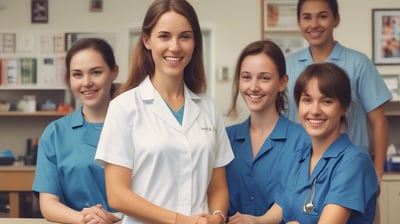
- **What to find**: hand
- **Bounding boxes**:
[207,213,225,224]
[175,212,210,224]
[227,212,256,224]
[81,204,120,224]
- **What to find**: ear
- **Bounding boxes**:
[142,34,151,50]
[111,65,119,81]
[279,74,288,92]
[334,14,340,28]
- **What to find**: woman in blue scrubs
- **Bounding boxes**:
[32,38,121,224]
[225,40,310,223]
[248,62,378,224]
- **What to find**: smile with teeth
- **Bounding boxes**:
[81,90,98,96]
[308,119,325,124]
[165,56,182,62]
[247,94,263,99]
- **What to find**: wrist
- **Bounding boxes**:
[212,210,227,223]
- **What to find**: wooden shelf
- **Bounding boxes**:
[0,111,71,117]
[385,100,400,116]
[0,85,67,90]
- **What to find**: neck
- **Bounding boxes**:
[82,103,109,123]
[151,75,185,111]
[250,109,280,131]
[310,40,336,63]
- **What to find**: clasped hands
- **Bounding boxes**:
[80,204,121,224]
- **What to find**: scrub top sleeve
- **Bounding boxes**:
[325,150,377,213]
[356,58,392,112]
[95,98,134,169]
[32,125,63,197]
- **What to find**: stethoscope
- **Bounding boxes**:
[303,177,317,213]
[303,160,328,213]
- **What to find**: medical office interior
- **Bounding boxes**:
[0,0,400,223]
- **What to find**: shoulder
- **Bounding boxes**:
[336,42,372,64]
[286,48,308,63]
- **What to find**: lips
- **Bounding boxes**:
[81,89,98,96]
[165,56,182,63]
[308,118,325,125]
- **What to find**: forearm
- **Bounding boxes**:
[369,108,389,182]
[39,193,84,224]
[207,167,229,223]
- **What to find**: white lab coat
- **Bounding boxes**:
[95,76,234,224]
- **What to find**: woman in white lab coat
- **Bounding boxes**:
[95,0,234,224]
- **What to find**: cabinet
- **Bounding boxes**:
[379,173,400,224]
[260,0,306,55]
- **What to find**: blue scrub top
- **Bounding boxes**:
[286,42,392,152]
[277,134,378,223]
[225,115,310,217]
[32,106,114,212]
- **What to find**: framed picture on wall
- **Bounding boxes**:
[262,0,297,31]
[372,9,400,65]
[31,0,48,24]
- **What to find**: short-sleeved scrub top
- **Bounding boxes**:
[277,134,378,223]
[226,115,310,217]
[95,76,234,224]
[32,106,113,211]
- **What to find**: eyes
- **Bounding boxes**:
[71,68,104,78]
[300,94,334,105]
[157,31,193,41]
[300,12,330,21]
[240,73,272,81]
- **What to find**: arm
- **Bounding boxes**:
[104,163,207,224]
[367,105,389,183]
[39,192,85,223]
[318,204,351,224]
[207,167,229,224]
[39,193,118,224]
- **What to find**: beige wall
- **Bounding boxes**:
[0,0,399,155]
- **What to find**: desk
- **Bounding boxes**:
[0,218,52,224]
[0,218,122,223]
[0,165,35,218]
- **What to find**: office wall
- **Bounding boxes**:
[1,0,399,120]
[0,0,399,155]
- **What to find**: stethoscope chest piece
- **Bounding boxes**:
[303,202,314,213]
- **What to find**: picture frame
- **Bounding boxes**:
[382,74,400,98]
[31,0,48,24]
[265,34,307,56]
[261,0,297,31]
[372,9,400,65]
[90,0,103,12]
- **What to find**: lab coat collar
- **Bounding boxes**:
[139,76,201,133]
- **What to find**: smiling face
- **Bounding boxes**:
[298,77,345,142]
[143,11,195,80]
[298,0,339,48]
[239,53,287,115]
[69,49,117,110]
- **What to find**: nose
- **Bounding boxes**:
[169,38,181,52]
[249,79,260,91]
[82,74,93,86]
[310,17,319,27]
[310,102,321,115]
